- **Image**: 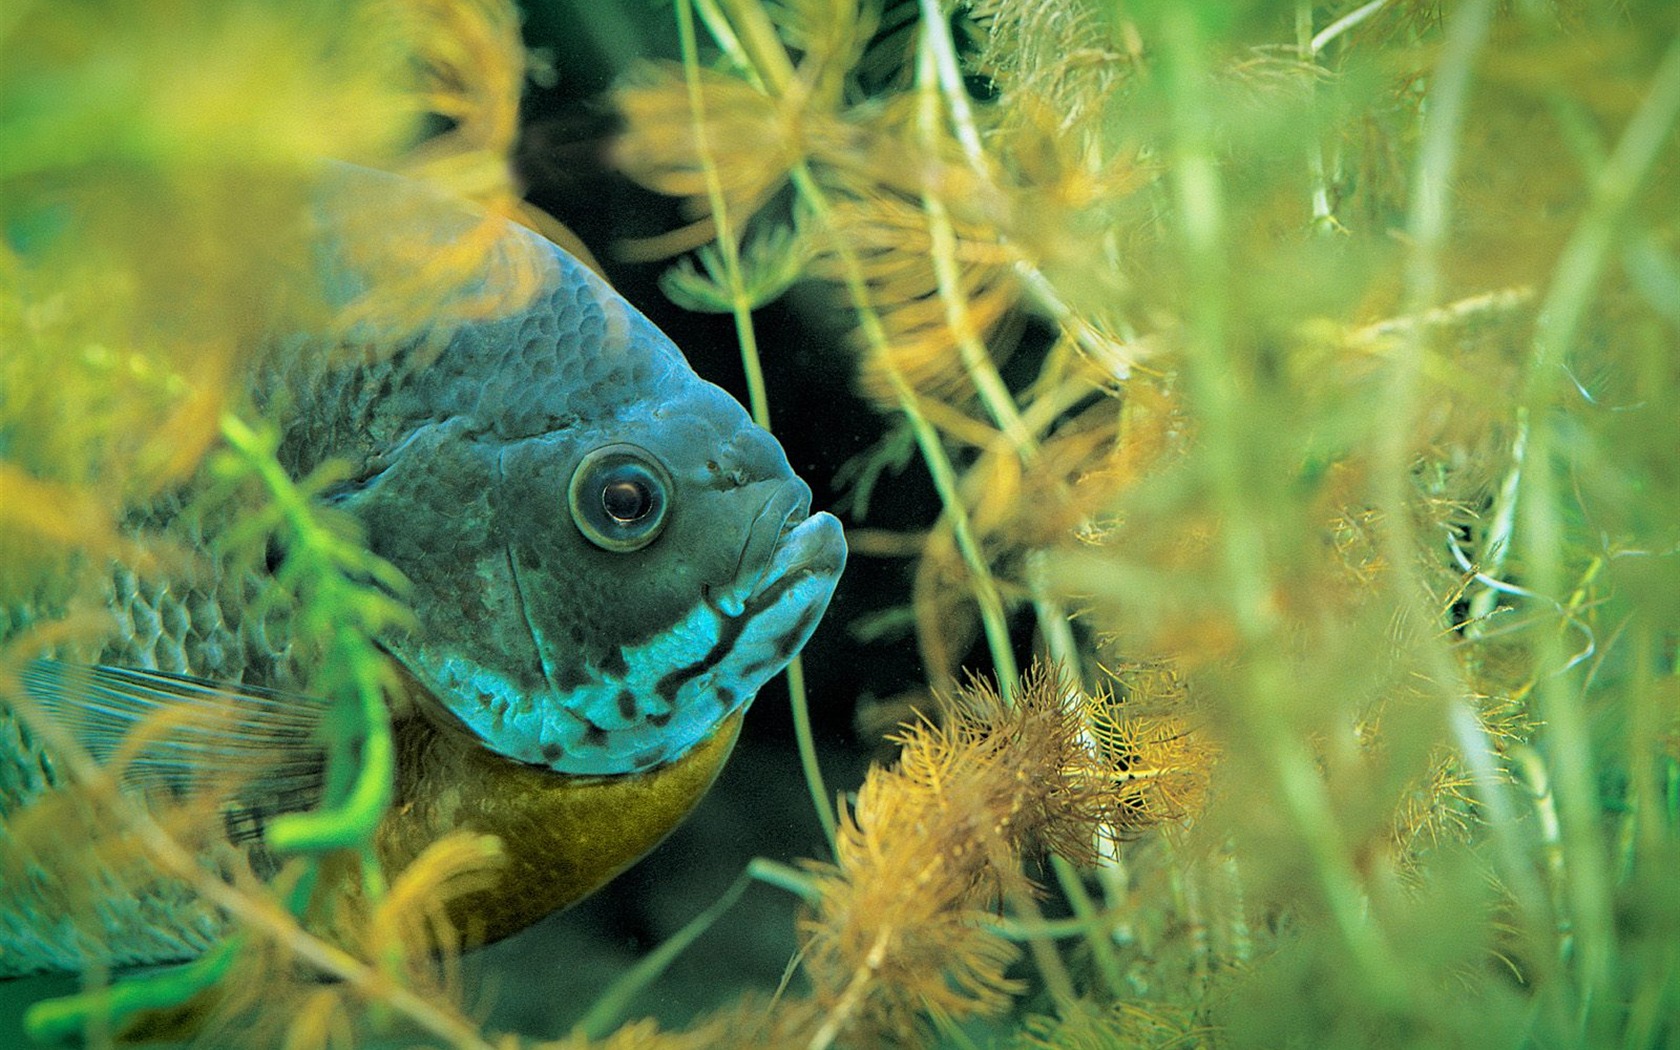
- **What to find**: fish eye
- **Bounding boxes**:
[568,444,671,552]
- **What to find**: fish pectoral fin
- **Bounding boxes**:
[14,660,330,836]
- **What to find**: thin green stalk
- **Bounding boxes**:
[781,655,836,846]
[1295,1,1336,232]
[702,0,1019,695]
[675,0,765,426]
[794,163,1019,694]
[693,0,762,89]
[1309,0,1390,56]
[218,414,394,855]
[916,0,983,161]
[986,911,1122,942]
[715,0,793,94]
[1369,0,1586,1021]
[1524,29,1680,390]
[1050,854,1126,999]
[1156,7,1407,1005]
[913,0,1129,375]
[265,644,391,853]
[913,20,1033,461]
[1028,550,1082,678]
[675,0,836,847]
[914,9,1080,687]
[1003,880,1078,1011]
[1471,2,1612,628]
[1466,410,1527,625]
[746,856,821,902]
[920,190,1029,453]
[1220,850,1253,963]
[1515,29,1680,1031]
[24,938,241,1044]
[576,869,754,1039]
[1379,0,1571,1015]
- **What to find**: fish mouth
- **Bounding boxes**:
[719,478,828,615]
[744,506,847,612]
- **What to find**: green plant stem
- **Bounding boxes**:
[913,0,1129,376]
[675,0,837,850]
[914,9,1083,688]
[668,47,1020,699]
[1369,0,1579,1016]
[1380,0,1572,1014]
[1004,882,1078,1011]
[718,10,1018,694]
[915,0,983,160]
[694,0,766,93]
[1621,628,1675,1050]
[1516,29,1680,1033]
[266,641,392,854]
[1467,6,1607,627]
[1309,0,1390,56]
[716,0,793,94]
[705,0,1083,697]
[795,156,1019,694]
[1155,6,1408,1007]
[1295,1,1336,232]
[1050,854,1126,998]
[912,25,1033,462]
[746,856,821,901]
[781,655,837,845]
[217,414,394,855]
[676,0,769,431]
[24,938,241,1044]
[576,869,754,1039]
[986,911,1123,942]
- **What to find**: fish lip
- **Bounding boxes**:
[757,509,847,599]
[719,478,816,613]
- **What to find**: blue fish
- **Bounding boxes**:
[0,165,846,974]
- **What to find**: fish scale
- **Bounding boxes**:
[1,498,311,977]
[0,163,846,979]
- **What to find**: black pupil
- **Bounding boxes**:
[602,477,651,523]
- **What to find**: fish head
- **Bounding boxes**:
[341,240,846,776]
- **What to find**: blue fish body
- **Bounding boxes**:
[0,165,846,974]
[293,167,845,777]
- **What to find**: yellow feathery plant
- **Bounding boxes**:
[797,665,1116,1043]
[627,662,1209,1050]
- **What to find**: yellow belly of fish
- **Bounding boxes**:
[376,708,744,946]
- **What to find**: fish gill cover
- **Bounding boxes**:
[3,0,1680,1048]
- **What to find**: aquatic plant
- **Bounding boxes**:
[4,0,1680,1046]
[601,0,1680,1045]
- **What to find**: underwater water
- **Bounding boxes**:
[5,0,1680,1047]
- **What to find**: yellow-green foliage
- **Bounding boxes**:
[5,0,1680,1047]
[608,0,1680,1046]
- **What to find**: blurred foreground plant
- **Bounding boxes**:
[1,0,533,1044]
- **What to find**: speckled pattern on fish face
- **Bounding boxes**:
[281,173,846,776]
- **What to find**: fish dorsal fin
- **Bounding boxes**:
[15,661,329,842]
